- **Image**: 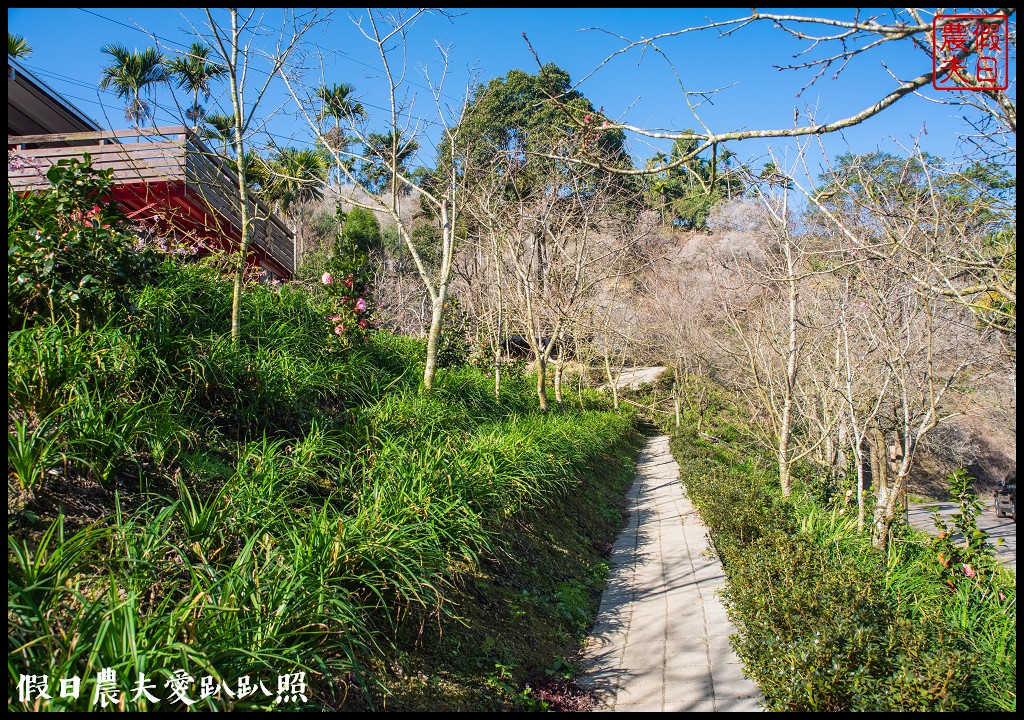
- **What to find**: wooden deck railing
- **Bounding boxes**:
[8,125,294,275]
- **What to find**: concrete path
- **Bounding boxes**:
[611,366,668,390]
[580,435,762,712]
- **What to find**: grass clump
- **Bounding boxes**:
[9,253,639,711]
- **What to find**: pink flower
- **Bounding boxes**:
[355,298,367,314]
[962,564,976,578]
[359,319,368,330]
[321,272,333,285]
[334,324,344,335]
[331,314,341,322]
[584,113,592,124]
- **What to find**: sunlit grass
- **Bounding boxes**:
[8,259,638,710]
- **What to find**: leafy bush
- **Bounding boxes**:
[8,154,157,330]
[666,411,1015,712]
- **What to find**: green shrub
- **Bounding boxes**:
[8,155,157,330]
[666,404,1015,712]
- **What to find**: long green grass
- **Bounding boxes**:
[8,259,636,710]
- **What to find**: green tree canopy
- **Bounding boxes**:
[444,63,634,200]
[645,135,745,230]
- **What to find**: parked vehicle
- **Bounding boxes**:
[994,470,1016,522]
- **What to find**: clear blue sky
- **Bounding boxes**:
[8,8,1012,179]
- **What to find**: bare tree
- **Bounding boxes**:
[718,174,830,497]
[197,8,321,345]
[529,9,1015,178]
[280,9,472,390]
[790,148,1003,547]
[466,148,647,411]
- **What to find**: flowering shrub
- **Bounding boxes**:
[930,469,999,587]
[319,229,375,350]
[8,154,158,330]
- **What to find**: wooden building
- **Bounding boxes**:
[8,57,293,280]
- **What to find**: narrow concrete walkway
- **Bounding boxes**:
[580,435,762,712]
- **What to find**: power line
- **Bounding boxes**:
[64,7,457,149]
[76,7,467,103]
[76,7,192,52]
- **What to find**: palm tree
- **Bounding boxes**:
[316,83,365,187]
[316,82,366,125]
[268,147,329,269]
[363,131,419,196]
[99,44,168,128]
[202,112,236,154]
[165,42,227,128]
[8,33,32,59]
[268,148,326,211]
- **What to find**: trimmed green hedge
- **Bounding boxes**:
[669,422,1015,712]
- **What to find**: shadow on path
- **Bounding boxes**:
[579,435,762,712]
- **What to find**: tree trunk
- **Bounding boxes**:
[603,352,619,410]
[493,348,502,398]
[776,240,799,497]
[536,352,549,412]
[227,9,252,348]
[673,366,682,428]
[554,348,564,411]
[778,397,793,496]
[493,265,503,399]
[855,441,866,532]
[868,424,887,499]
[423,291,445,391]
[872,435,909,549]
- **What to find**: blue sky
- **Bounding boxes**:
[8,8,1013,179]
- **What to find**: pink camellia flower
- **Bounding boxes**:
[359,319,368,330]
[321,272,333,285]
[963,564,976,578]
[583,113,592,124]
[355,298,367,314]
[334,324,344,336]
[331,314,341,322]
